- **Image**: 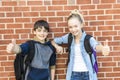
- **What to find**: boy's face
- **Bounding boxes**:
[68,17,83,36]
[34,27,48,42]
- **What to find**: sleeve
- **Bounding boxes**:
[20,42,29,55]
[49,52,56,66]
[54,33,69,44]
[89,37,101,51]
[49,42,56,67]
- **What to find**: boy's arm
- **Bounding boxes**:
[50,66,56,80]
[6,39,21,54]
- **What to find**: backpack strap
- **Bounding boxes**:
[84,34,93,54]
[23,40,35,79]
[67,33,73,65]
[25,40,35,65]
[84,34,96,73]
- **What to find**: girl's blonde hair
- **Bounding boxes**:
[68,9,85,24]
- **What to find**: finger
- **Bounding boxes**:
[12,39,16,44]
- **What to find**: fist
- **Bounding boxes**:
[102,40,110,56]
[6,39,16,53]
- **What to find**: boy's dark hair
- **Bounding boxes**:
[33,20,49,31]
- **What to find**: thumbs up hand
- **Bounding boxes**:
[102,39,110,56]
[6,39,16,53]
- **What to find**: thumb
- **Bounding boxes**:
[104,39,108,46]
[11,39,16,45]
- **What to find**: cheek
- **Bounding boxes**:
[68,28,72,32]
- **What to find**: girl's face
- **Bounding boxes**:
[34,27,48,42]
[68,17,83,37]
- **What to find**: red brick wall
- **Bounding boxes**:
[0,0,120,80]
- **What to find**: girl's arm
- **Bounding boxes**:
[51,34,69,54]
[90,37,110,55]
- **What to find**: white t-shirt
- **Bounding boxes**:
[73,44,88,72]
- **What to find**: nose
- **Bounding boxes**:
[71,27,76,32]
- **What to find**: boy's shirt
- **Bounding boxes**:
[20,38,56,80]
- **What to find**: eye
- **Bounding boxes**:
[68,26,72,29]
[74,25,78,28]
[37,29,42,32]
[44,29,48,32]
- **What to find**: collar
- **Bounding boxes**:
[32,36,50,45]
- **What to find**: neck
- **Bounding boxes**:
[74,32,82,44]
[33,36,46,43]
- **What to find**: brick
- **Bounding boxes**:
[21,34,29,39]
[97,15,112,20]
[0,7,12,12]
[77,0,91,4]
[114,36,120,40]
[97,4,112,9]
[106,21,120,25]
[84,16,96,21]
[89,10,104,15]
[58,75,66,79]
[93,0,99,4]
[117,0,120,3]
[31,6,46,11]
[0,24,5,28]
[113,46,120,51]
[48,6,63,11]
[52,0,67,5]
[48,17,63,22]
[68,0,75,4]
[7,24,22,28]
[101,0,116,3]
[16,29,31,33]
[57,11,69,16]
[98,26,113,30]
[106,73,120,77]
[27,1,42,5]
[44,1,51,5]
[0,13,5,17]
[102,31,117,36]
[1,62,13,66]
[0,19,13,23]
[98,68,112,72]
[17,1,26,6]
[14,7,30,11]
[40,12,55,16]
[81,5,95,10]
[4,35,19,39]
[6,12,22,17]
[64,6,79,10]
[106,9,120,14]
[2,1,17,6]
[0,30,14,34]
[15,18,30,23]
[23,12,39,17]
[90,21,104,25]
[114,15,120,19]
[114,26,120,30]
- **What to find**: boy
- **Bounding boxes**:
[6,20,56,80]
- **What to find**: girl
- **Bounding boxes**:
[52,9,110,80]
